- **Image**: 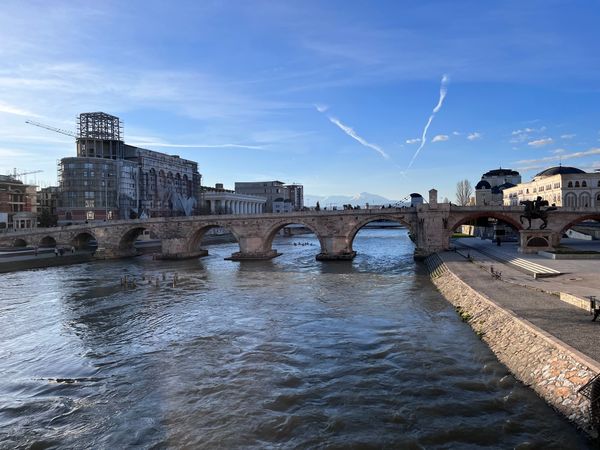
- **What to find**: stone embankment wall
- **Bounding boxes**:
[426,255,600,435]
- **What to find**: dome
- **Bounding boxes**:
[409,193,422,198]
[491,186,501,195]
[475,180,491,190]
[273,197,285,202]
[483,168,519,177]
[497,182,516,190]
[534,166,586,177]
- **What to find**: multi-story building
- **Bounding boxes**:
[200,183,266,214]
[503,166,600,208]
[57,112,202,224]
[474,168,521,206]
[234,181,304,212]
[0,175,37,230]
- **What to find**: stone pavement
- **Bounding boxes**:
[438,248,600,364]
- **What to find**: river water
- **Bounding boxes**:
[0,229,592,449]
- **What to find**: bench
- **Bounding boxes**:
[589,296,600,322]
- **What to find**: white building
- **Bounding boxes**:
[201,184,266,214]
[475,168,521,206]
[503,166,600,208]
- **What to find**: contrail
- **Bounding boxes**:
[328,116,389,159]
[407,74,449,169]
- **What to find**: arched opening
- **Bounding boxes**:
[187,224,241,257]
[71,232,97,251]
[558,215,600,255]
[13,238,27,247]
[40,236,57,248]
[346,216,415,267]
[263,221,323,259]
[448,213,522,254]
[118,227,150,255]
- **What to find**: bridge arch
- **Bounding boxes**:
[346,215,414,252]
[262,219,325,254]
[556,214,600,237]
[186,223,242,253]
[13,238,27,247]
[39,236,57,247]
[71,231,97,250]
[117,225,156,253]
[447,212,523,240]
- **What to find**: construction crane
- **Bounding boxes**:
[25,120,78,138]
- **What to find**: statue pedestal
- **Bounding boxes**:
[519,230,557,254]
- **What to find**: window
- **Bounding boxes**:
[582,181,587,187]
[86,211,95,220]
[568,181,573,188]
[575,181,580,188]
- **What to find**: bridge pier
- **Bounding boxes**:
[155,238,208,260]
[225,236,281,261]
[315,236,356,261]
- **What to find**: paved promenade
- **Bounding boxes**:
[440,238,600,364]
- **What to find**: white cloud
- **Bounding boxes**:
[405,138,421,144]
[515,147,600,165]
[528,138,553,147]
[560,134,576,139]
[408,74,450,169]
[128,141,264,150]
[551,148,565,154]
[0,101,40,118]
[328,116,389,159]
[452,131,461,136]
[467,132,482,141]
[510,126,547,144]
[432,134,448,142]
[314,103,329,113]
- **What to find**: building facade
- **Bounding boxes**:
[0,175,37,230]
[475,168,521,206]
[201,184,266,214]
[503,166,600,208]
[57,112,202,224]
[234,181,304,213]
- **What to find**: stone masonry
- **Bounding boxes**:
[429,257,600,436]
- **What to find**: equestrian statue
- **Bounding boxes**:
[519,196,557,230]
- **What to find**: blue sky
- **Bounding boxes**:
[1,1,600,201]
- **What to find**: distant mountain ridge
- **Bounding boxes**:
[304,192,404,207]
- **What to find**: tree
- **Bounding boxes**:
[315,201,321,211]
[455,179,473,206]
[38,208,57,228]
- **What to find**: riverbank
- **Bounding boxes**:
[0,251,95,273]
[426,250,600,437]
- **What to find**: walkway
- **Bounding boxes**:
[436,248,600,364]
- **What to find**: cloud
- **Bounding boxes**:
[560,134,576,139]
[515,147,600,165]
[528,138,553,147]
[467,132,482,141]
[0,101,41,118]
[452,131,461,136]
[405,138,421,144]
[432,134,448,142]
[551,148,565,154]
[327,116,389,159]
[314,103,329,113]
[510,126,547,144]
[407,74,449,169]
[128,141,264,150]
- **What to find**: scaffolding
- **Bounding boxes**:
[77,112,123,141]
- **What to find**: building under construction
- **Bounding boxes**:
[57,112,201,224]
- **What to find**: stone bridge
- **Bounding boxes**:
[1,202,599,261]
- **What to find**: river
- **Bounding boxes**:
[0,229,592,448]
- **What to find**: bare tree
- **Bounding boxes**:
[456,179,473,206]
